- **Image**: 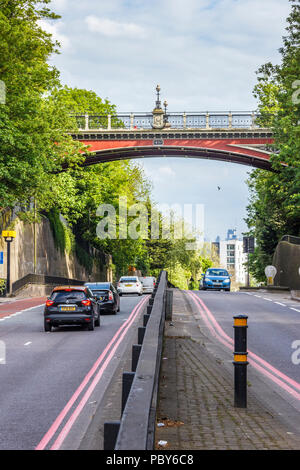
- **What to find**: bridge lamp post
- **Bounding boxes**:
[155,84,161,109]
[163,100,168,124]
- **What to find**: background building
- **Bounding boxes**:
[214,229,247,285]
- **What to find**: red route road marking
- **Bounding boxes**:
[189,292,300,400]
[36,295,149,450]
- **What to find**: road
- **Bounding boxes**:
[0,294,146,450]
[189,290,300,398]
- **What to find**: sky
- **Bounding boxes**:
[45,0,290,241]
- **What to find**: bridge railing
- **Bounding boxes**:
[71,111,261,131]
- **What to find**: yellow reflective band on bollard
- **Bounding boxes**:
[234,354,248,362]
[234,318,247,327]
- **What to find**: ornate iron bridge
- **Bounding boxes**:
[69,86,275,171]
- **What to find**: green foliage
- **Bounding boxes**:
[47,208,74,255]
[0,0,84,210]
[75,243,93,275]
[246,0,300,281]
[0,278,6,296]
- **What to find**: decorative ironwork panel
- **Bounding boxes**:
[209,115,229,128]
[73,115,86,130]
[186,114,206,128]
[167,114,184,128]
[88,115,108,129]
[133,114,153,129]
[113,114,131,129]
[232,114,253,128]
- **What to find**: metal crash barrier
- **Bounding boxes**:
[104,270,170,450]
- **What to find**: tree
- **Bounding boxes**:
[0,0,83,210]
[246,0,300,281]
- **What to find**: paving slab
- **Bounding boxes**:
[155,289,300,450]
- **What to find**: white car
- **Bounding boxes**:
[117,276,143,296]
[140,276,156,294]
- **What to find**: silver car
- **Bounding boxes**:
[117,276,143,296]
[140,276,156,294]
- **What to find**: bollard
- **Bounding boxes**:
[132,344,141,372]
[138,326,146,345]
[233,315,248,408]
[121,372,135,415]
[143,314,150,327]
[103,421,120,450]
[147,304,152,315]
[165,289,173,321]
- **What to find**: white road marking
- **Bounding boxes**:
[24,342,32,346]
[275,302,286,307]
[263,298,273,301]
[0,304,44,321]
[290,308,300,313]
[254,295,262,298]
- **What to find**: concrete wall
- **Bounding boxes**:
[0,217,108,289]
[272,241,300,290]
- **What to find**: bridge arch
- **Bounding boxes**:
[80,145,275,171]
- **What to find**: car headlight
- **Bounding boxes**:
[223,279,230,283]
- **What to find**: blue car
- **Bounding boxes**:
[201,268,231,291]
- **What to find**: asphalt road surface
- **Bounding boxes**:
[192,290,300,386]
[0,294,146,450]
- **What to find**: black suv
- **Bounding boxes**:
[84,282,120,314]
[44,286,100,332]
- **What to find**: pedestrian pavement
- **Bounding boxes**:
[155,289,300,450]
[0,296,46,319]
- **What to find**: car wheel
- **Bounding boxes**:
[87,318,95,331]
[44,321,52,332]
[117,302,120,312]
[95,314,100,327]
[226,288,230,292]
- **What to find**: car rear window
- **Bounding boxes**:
[86,283,109,290]
[51,290,87,302]
[120,278,138,283]
[206,269,229,276]
[142,278,155,286]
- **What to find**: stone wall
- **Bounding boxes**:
[0,217,108,290]
[272,241,300,290]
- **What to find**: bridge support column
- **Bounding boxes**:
[84,113,89,131]
[130,113,134,130]
[206,112,210,129]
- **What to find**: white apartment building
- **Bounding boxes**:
[218,231,248,285]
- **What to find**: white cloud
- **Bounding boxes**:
[85,15,146,39]
[38,20,71,50]
[50,0,69,11]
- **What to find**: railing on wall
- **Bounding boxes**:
[11,273,84,295]
[281,235,300,245]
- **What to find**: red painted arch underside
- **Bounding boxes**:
[80,138,274,161]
